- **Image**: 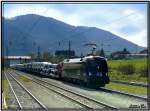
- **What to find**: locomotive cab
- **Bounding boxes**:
[85,56,109,86]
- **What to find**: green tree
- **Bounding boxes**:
[43,51,50,61]
[53,55,64,63]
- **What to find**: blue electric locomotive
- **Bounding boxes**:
[61,55,109,87]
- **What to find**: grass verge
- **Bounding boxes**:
[2,77,9,109]
[105,82,147,96]
[108,58,148,83]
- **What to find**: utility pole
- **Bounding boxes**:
[33,42,36,53]
[6,45,9,67]
[58,41,61,51]
[37,46,40,61]
[6,45,8,57]
[68,40,71,59]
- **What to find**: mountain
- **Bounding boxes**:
[3,14,145,56]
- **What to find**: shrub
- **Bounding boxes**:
[118,64,135,75]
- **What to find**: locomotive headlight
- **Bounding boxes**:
[89,72,92,76]
[106,73,108,76]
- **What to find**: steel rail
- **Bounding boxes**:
[7,72,48,110]
[99,87,147,101]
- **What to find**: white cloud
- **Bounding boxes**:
[126,29,147,47]
[99,8,147,47]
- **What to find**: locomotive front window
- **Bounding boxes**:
[94,58,108,73]
[86,58,108,74]
[86,60,98,74]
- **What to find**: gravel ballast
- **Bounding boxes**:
[12,70,148,109]
[5,73,42,109]
[11,72,83,109]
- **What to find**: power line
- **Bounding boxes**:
[101,11,138,26]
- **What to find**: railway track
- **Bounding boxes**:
[10,70,117,110]
[99,87,147,101]
[11,70,147,109]
[4,71,47,110]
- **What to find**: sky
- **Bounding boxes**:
[3,2,147,47]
